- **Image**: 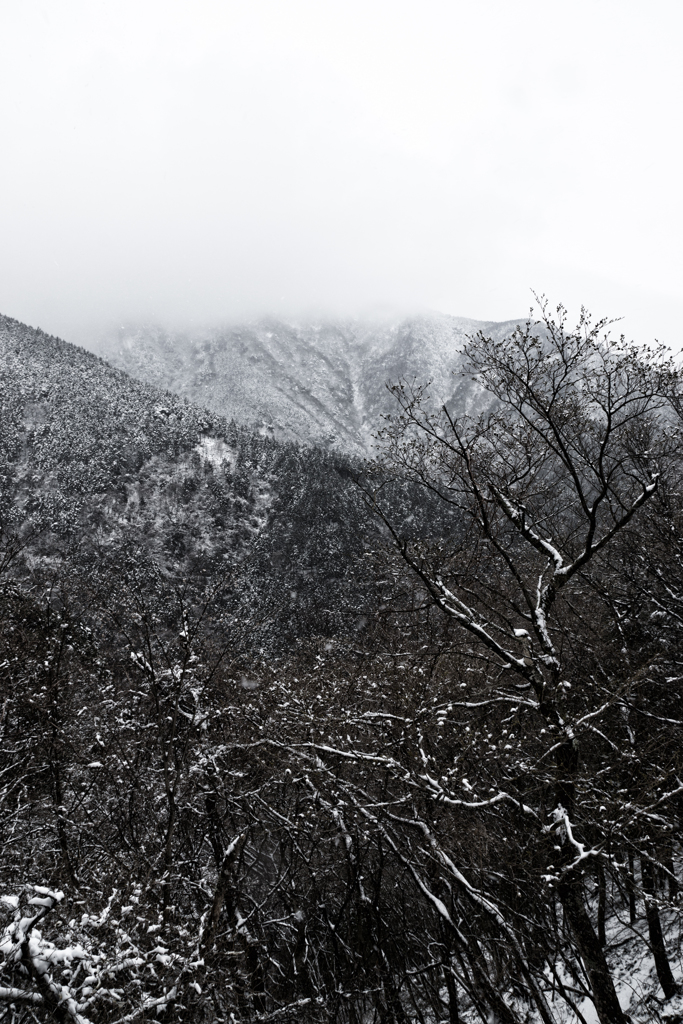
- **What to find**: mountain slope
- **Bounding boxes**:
[93,313,522,452]
[0,314,378,650]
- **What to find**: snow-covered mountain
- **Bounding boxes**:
[0,312,388,651]
[92,313,522,452]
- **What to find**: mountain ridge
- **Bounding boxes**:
[91,312,523,452]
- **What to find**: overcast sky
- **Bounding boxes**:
[1,0,681,346]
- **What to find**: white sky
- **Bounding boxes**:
[1,0,681,346]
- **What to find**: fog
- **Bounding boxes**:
[1,0,682,346]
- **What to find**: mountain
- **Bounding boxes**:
[0,307,527,661]
[92,312,522,452]
[0,313,381,652]
[0,310,479,654]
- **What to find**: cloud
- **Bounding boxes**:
[0,0,681,346]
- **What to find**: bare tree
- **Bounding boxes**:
[362,300,681,1024]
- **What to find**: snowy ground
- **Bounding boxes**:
[587,910,682,1024]
[534,903,681,1024]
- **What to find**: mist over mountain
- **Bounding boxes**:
[92,312,522,452]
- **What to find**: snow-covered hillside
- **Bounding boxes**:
[92,313,522,452]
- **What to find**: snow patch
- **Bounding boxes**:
[195,436,233,469]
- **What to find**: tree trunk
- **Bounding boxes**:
[246,939,267,1014]
[292,910,313,999]
[204,790,224,869]
[383,973,409,1024]
[559,876,626,1024]
[200,832,246,953]
[50,758,79,889]
[596,862,607,948]
[662,843,678,900]
[444,964,460,1024]
[553,734,624,1024]
[627,852,637,925]
[641,858,678,999]
[462,931,520,1024]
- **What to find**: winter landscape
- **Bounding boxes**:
[2,302,683,1023]
[2,1,683,1021]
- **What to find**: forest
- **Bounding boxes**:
[1,303,683,1024]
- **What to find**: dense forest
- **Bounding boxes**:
[2,305,683,1024]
